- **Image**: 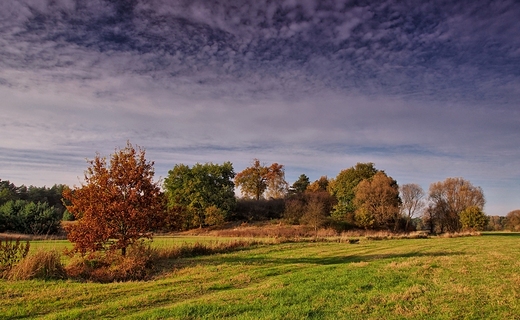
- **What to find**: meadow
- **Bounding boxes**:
[1,233,519,319]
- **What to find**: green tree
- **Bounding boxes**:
[164,162,236,229]
[63,142,163,256]
[354,171,401,230]
[235,159,287,200]
[329,163,379,222]
[459,206,489,231]
[289,174,310,194]
[0,200,61,235]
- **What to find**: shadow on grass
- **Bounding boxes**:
[205,250,465,267]
[482,232,520,237]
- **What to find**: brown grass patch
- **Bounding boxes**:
[8,249,66,280]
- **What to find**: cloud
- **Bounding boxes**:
[0,0,519,214]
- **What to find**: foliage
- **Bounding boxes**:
[399,183,425,231]
[0,180,68,218]
[459,206,489,231]
[306,176,330,193]
[486,215,505,231]
[235,159,288,200]
[289,174,310,194]
[7,249,65,280]
[283,197,306,224]
[505,209,520,231]
[329,163,379,223]
[283,191,336,227]
[354,172,401,230]
[65,242,155,282]
[0,200,61,235]
[0,238,30,274]
[234,198,285,221]
[204,206,226,227]
[62,210,74,221]
[164,162,235,229]
[63,142,163,256]
[428,177,485,233]
[300,196,327,236]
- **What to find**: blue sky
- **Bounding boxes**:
[1,0,519,215]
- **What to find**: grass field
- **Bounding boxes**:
[1,233,519,319]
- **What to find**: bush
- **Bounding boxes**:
[65,242,156,282]
[460,206,489,231]
[8,249,66,280]
[0,238,30,275]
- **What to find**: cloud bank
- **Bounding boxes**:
[1,0,519,215]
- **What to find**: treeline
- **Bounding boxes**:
[2,148,520,236]
[0,181,67,235]
[162,160,518,233]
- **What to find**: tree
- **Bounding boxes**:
[301,195,327,238]
[289,174,310,194]
[0,180,17,205]
[0,200,61,235]
[486,215,505,231]
[164,162,236,229]
[63,142,163,256]
[505,210,520,231]
[300,191,336,236]
[399,183,426,231]
[329,163,379,221]
[235,159,287,200]
[354,171,401,230]
[459,206,489,231]
[428,177,485,233]
[306,176,329,193]
[265,163,289,199]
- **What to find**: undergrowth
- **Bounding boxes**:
[0,238,30,276]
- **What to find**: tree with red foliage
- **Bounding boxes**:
[63,142,163,256]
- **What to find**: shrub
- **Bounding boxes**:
[65,242,156,282]
[204,206,226,227]
[0,238,30,275]
[8,249,66,280]
[460,206,489,231]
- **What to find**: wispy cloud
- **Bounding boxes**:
[0,0,519,214]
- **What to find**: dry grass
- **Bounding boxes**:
[7,249,66,280]
[64,239,268,282]
[438,231,482,238]
[0,232,66,240]
[65,245,154,283]
[209,223,322,238]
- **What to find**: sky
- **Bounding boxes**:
[1,0,519,216]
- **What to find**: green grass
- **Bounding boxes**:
[1,233,520,319]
